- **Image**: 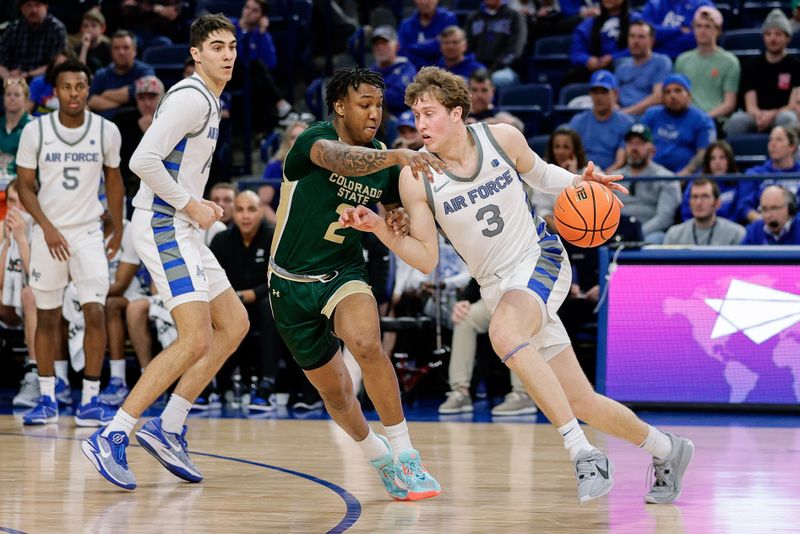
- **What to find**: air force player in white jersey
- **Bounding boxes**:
[341,67,694,505]
[16,59,125,428]
[82,14,249,491]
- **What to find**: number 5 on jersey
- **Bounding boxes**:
[62,167,80,190]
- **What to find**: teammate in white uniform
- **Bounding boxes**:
[16,59,125,427]
[341,67,694,505]
[83,14,249,491]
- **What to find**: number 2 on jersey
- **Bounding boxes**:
[62,167,80,190]
[476,204,504,237]
[323,203,354,244]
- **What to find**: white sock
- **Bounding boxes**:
[557,418,597,462]
[39,376,56,402]
[110,360,127,383]
[639,425,673,462]
[384,419,413,460]
[357,428,390,462]
[54,360,68,383]
[160,394,192,434]
[102,408,138,438]
[82,379,101,405]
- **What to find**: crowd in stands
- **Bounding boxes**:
[1,0,800,418]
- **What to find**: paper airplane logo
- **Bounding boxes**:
[705,280,800,344]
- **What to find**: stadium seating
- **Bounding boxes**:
[727,133,770,170]
[497,83,553,135]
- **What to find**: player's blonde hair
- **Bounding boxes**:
[404,66,471,119]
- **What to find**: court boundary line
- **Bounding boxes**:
[0,431,361,534]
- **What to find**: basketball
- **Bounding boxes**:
[553,181,621,248]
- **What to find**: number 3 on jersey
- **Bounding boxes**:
[62,167,80,190]
[323,203,354,244]
[476,204,504,237]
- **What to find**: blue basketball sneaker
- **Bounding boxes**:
[22,395,58,425]
[55,377,72,406]
[75,396,115,427]
[135,418,203,483]
[82,428,136,490]
[370,435,409,501]
[395,449,442,501]
[99,377,129,407]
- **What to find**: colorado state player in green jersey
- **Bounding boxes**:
[269,67,444,501]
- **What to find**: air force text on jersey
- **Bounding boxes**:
[44,151,101,163]
[443,169,514,215]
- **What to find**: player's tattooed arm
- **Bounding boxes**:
[311,140,393,176]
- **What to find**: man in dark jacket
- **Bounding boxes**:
[210,190,283,410]
[465,0,527,87]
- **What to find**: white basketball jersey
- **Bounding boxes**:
[422,122,550,285]
[132,75,220,221]
[35,111,107,228]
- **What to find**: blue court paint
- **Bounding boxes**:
[0,432,361,533]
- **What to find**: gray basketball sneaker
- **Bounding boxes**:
[438,390,473,414]
[574,449,614,504]
[645,432,694,504]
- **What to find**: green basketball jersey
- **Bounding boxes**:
[271,121,401,275]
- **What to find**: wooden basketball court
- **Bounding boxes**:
[1,415,798,533]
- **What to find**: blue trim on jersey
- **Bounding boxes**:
[174,138,187,152]
[528,277,554,303]
[162,160,181,171]
[153,197,171,207]
[152,225,173,234]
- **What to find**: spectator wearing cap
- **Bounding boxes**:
[616,123,681,243]
[369,25,417,119]
[89,30,155,118]
[742,185,800,245]
[641,73,716,175]
[465,0,527,87]
[398,0,459,70]
[725,9,800,136]
[113,75,165,207]
[392,111,423,150]
[436,26,485,82]
[568,70,633,172]
[640,0,712,59]
[615,20,672,117]
[0,0,67,82]
[664,178,745,245]
[74,8,111,74]
[674,6,740,124]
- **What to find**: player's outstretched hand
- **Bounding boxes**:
[185,198,221,230]
[393,149,447,183]
[580,161,629,195]
[106,230,122,260]
[385,207,410,237]
[43,224,70,261]
[339,205,382,233]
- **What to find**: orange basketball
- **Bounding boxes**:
[553,181,621,248]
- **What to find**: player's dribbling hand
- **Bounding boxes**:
[43,224,70,261]
[339,205,381,232]
[579,161,628,204]
[385,207,410,237]
[393,149,447,183]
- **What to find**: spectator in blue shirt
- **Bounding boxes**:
[641,73,716,175]
[742,185,800,245]
[680,140,740,222]
[734,125,800,223]
[231,0,278,70]
[436,26,485,82]
[465,0,527,87]
[25,49,68,117]
[640,0,711,59]
[88,30,154,118]
[568,0,637,84]
[398,0,458,70]
[369,26,417,119]
[615,20,672,117]
[568,70,633,171]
